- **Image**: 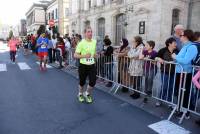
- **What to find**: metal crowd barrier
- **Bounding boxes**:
[96,55,186,122]
[178,65,200,123]
[66,49,200,124]
[65,48,79,69]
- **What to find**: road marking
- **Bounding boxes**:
[36,62,53,68]
[148,120,190,134]
[0,64,7,72]
[17,62,31,70]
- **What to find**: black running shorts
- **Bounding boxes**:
[78,63,97,87]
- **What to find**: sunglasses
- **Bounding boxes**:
[180,34,185,37]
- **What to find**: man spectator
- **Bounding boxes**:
[172,24,184,51]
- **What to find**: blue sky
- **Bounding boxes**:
[0,0,41,25]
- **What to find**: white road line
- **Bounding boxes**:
[17,62,31,70]
[0,64,7,72]
[148,120,190,134]
[36,62,53,68]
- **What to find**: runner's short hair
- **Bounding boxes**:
[84,26,92,33]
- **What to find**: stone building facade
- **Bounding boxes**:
[26,4,47,35]
[68,0,199,49]
[26,0,70,36]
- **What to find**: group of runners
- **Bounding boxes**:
[8,26,97,103]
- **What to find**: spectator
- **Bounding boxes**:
[172,24,184,51]
[56,37,65,68]
[155,37,178,106]
[128,36,144,99]
[192,31,200,126]
[47,34,53,63]
[103,37,114,87]
[140,40,157,103]
[172,29,197,119]
[52,34,57,62]
[64,37,71,66]
[114,38,130,92]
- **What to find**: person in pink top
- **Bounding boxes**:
[8,36,18,63]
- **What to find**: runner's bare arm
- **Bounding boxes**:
[74,52,91,59]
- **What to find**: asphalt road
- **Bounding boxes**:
[0,43,160,134]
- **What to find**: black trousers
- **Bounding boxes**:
[48,48,53,63]
[10,51,16,62]
[78,63,97,87]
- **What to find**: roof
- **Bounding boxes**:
[47,0,57,6]
[25,3,48,16]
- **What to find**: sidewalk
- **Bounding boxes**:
[50,62,200,134]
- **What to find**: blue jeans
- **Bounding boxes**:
[160,73,175,102]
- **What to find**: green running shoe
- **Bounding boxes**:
[78,95,85,103]
[85,95,93,103]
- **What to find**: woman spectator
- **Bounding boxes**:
[172,29,198,119]
[47,34,53,63]
[103,37,114,87]
[128,36,144,99]
[114,38,130,92]
[155,37,178,106]
[56,37,65,68]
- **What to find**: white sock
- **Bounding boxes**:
[78,92,83,96]
[85,91,90,96]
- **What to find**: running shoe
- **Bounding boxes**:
[39,66,43,71]
[85,95,93,103]
[78,95,85,103]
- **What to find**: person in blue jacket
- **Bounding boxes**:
[172,29,198,119]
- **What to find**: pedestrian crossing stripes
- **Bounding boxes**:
[0,62,53,72]
[36,62,53,68]
[0,64,7,72]
[17,62,31,70]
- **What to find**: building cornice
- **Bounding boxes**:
[26,3,48,17]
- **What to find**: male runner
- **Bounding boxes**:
[74,27,97,103]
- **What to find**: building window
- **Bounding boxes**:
[171,9,180,35]
[103,0,105,5]
[65,8,69,17]
[48,13,51,20]
[55,8,58,19]
[116,14,126,45]
[51,10,54,19]
[97,18,105,41]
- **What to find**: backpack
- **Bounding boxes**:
[192,42,200,66]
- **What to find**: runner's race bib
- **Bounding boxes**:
[41,44,46,49]
[85,58,94,65]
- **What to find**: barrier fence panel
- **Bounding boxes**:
[179,66,200,124]
[66,48,78,69]
[66,49,200,123]
[97,56,185,122]
[96,54,120,92]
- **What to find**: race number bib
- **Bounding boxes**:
[85,58,94,65]
[41,44,46,49]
